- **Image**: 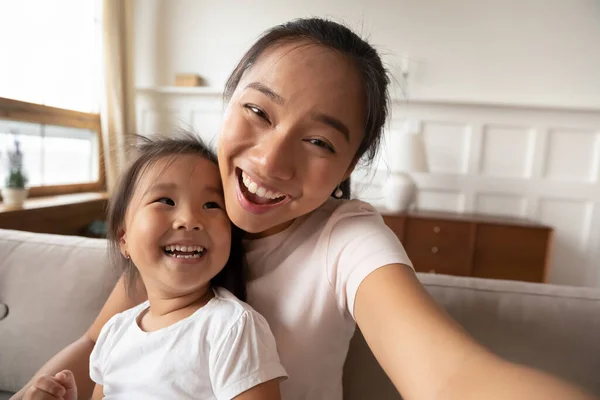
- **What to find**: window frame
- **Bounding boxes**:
[0,96,105,198]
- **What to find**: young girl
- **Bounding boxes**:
[28,134,286,400]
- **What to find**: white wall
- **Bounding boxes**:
[133,0,600,288]
[134,0,600,109]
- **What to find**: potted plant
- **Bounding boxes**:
[1,136,29,208]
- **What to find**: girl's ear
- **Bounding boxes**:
[117,227,129,258]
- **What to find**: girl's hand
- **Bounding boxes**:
[23,370,78,400]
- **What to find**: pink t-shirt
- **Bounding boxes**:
[244,198,413,400]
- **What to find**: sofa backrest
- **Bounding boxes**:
[1,229,600,398]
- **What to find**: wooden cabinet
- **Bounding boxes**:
[383,210,553,283]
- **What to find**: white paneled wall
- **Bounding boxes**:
[135,89,600,289]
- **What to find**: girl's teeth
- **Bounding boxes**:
[256,187,267,197]
[164,245,204,252]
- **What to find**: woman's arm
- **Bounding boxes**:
[354,264,595,400]
[232,380,281,400]
[12,276,146,400]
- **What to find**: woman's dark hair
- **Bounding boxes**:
[106,132,247,301]
[224,17,390,200]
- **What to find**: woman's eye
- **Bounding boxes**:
[245,104,270,122]
[156,197,175,206]
[306,138,335,153]
[203,201,221,209]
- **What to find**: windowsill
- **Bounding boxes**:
[0,191,109,214]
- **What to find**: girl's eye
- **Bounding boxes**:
[245,104,270,122]
[203,201,221,209]
[156,197,175,206]
[306,138,335,153]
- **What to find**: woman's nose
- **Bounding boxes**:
[253,132,295,180]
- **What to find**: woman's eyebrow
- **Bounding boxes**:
[246,82,285,105]
[311,112,350,142]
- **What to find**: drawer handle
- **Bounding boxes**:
[431,246,439,254]
[433,226,441,233]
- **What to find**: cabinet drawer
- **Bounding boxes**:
[473,225,551,282]
[383,215,406,241]
[403,218,475,276]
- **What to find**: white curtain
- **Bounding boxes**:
[100,0,136,191]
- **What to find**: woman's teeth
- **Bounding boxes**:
[241,171,285,200]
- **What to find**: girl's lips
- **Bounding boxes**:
[236,171,291,214]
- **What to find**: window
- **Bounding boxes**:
[0,98,104,196]
[0,0,104,198]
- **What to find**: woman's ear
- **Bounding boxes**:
[342,158,359,181]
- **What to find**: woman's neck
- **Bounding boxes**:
[139,285,214,332]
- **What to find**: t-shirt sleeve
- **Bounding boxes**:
[89,316,118,385]
[325,201,414,319]
[209,309,287,400]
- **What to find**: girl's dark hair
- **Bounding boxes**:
[106,132,247,301]
[224,18,390,200]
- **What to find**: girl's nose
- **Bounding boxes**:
[173,210,204,231]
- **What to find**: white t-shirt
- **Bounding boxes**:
[244,199,413,400]
[89,287,287,400]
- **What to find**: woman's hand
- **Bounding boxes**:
[22,370,78,400]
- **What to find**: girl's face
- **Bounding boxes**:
[119,154,231,298]
[218,42,366,237]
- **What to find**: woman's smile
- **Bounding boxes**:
[236,167,293,214]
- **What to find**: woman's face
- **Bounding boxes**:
[218,41,366,236]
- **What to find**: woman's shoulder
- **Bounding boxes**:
[311,198,385,232]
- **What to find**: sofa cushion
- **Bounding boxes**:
[0,391,14,400]
[0,229,120,393]
[343,273,600,399]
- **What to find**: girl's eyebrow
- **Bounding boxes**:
[146,183,176,194]
[145,183,223,195]
[203,185,224,195]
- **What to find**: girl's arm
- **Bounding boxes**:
[12,276,146,400]
[91,384,104,400]
[232,380,281,400]
[354,264,595,400]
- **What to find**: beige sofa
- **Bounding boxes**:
[1,228,599,399]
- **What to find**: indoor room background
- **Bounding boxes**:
[132,0,600,289]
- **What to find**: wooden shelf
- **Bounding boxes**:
[0,192,109,214]
[135,86,223,95]
[0,192,109,235]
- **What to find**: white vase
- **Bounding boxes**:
[382,173,416,213]
[1,187,29,208]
